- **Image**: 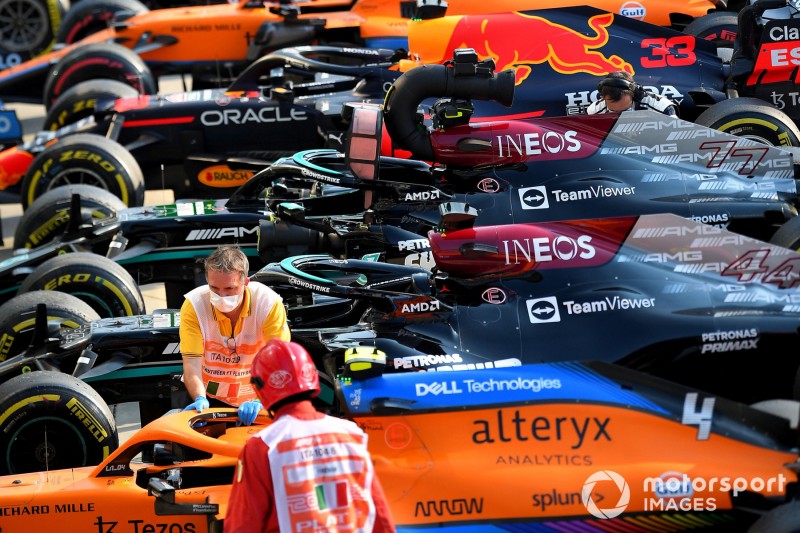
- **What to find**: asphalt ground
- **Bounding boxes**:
[1,77,187,442]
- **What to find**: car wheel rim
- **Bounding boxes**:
[6,416,88,473]
[48,168,111,191]
[0,0,49,53]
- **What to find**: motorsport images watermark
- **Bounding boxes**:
[581,470,788,518]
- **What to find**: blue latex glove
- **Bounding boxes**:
[184,396,209,413]
[237,400,262,426]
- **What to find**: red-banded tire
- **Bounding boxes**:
[18,252,146,317]
[14,184,126,249]
[0,290,99,362]
[56,0,148,45]
[43,41,156,109]
[683,12,738,49]
[20,133,145,209]
[696,98,800,147]
[0,371,117,474]
[45,79,140,131]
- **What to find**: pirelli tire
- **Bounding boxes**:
[20,133,145,209]
[770,216,800,251]
[45,79,140,131]
[682,12,738,49]
[0,290,100,362]
[42,41,156,109]
[695,98,800,147]
[18,252,146,318]
[0,371,117,475]
[14,184,126,249]
[0,0,68,60]
[56,0,149,45]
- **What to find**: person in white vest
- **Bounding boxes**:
[224,339,395,533]
[180,245,291,425]
[586,70,678,116]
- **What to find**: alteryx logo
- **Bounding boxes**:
[527,297,560,323]
[519,186,549,209]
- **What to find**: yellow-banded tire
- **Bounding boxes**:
[43,41,156,109]
[18,252,146,317]
[0,371,117,474]
[0,290,99,362]
[56,0,148,45]
[45,79,140,131]
[20,133,145,209]
[0,0,68,59]
[15,184,125,249]
[696,97,800,147]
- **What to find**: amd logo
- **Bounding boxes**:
[404,190,441,201]
[401,301,441,313]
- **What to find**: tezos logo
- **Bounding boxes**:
[527,297,560,323]
[519,186,548,209]
[582,470,630,519]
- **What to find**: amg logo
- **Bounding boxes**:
[600,144,677,155]
[186,227,258,240]
[414,498,484,517]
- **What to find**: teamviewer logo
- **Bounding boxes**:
[519,186,548,209]
[526,297,560,323]
[582,470,630,519]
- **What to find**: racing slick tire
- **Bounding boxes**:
[20,132,145,209]
[45,79,140,131]
[42,41,156,109]
[683,12,738,49]
[769,216,800,251]
[18,252,146,317]
[14,184,126,249]
[695,98,800,147]
[0,371,117,475]
[0,0,68,61]
[0,290,100,362]
[56,0,149,45]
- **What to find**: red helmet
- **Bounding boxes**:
[250,340,320,409]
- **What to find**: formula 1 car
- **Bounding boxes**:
[4,51,800,331]
[0,2,742,208]
[1,385,798,531]
[1,210,800,497]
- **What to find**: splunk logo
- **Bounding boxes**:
[582,470,630,519]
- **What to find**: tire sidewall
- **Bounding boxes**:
[0,371,117,474]
[0,290,99,362]
[18,253,146,317]
[43,42,156,109]
[45,79,140,131]
[21,133,145,208]
[696,98,800,147]
[14,183,126,249]
[56,0,148,44]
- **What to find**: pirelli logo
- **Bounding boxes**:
[186,227,258,241]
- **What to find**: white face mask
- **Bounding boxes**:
[210,291,243,313]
